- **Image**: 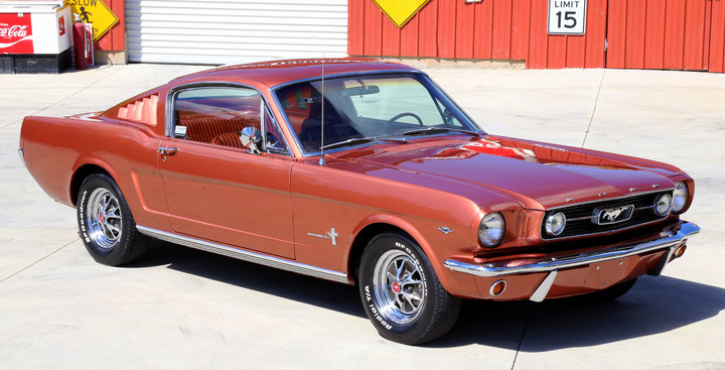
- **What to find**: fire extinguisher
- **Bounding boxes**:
[73,14,89,70]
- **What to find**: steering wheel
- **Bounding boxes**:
[389,112,423,126]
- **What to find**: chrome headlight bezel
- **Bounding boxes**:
[672,181,688,213]
[545,212,567,236]
[479,212,505,248]
[654,193,673,217]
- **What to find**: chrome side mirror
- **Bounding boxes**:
[240,126,262,155]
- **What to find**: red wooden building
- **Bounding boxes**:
[348,0,725,73]
[91,0,125,64]
[14,0,723,73]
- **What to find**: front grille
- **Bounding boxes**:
[541,191,673,240]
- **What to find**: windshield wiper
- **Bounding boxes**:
[402,127,482,137]
[319,136,408,151]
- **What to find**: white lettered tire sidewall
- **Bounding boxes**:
[77,173,148,266]
[359,232,460,345]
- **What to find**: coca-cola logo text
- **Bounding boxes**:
[0,25,30,39]
[0,14,34,53]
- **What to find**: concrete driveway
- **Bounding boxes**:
[1,64,724,370]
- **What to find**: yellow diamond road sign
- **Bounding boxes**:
[371,0,431,28]
[66,0,118,42]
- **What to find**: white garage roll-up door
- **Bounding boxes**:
[126,0,348,65]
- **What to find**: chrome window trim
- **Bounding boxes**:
[136,226,350,284]
[165,82,293,157]
[269,71,485,158]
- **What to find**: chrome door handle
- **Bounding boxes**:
[157,147,178,155]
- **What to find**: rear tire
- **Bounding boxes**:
[358,232,460,345]
[77,173,148,266]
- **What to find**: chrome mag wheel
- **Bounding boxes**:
[372,249,426,325]
[77,174,148,266]
[85,187,122,250]
[359,233,461,345]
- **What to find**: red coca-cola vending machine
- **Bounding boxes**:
[0,0,72,73]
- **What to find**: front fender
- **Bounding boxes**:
[347,213,481,299]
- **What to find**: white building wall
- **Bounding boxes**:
[126,0,348,65]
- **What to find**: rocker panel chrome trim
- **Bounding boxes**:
[136,226,349,284]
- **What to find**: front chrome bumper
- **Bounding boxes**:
[444,221,700,301]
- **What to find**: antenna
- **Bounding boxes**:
[319,55,326,166]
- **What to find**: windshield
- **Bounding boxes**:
[274,73,481,154]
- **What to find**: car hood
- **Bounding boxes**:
[330,135,681,210]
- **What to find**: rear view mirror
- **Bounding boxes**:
[340,85,380,97]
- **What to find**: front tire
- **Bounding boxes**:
[77,173,148,266]
[358,233,461,345]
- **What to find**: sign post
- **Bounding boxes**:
[548,0,587,35]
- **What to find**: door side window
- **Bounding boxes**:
[172,86,289,154]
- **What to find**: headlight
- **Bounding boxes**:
[672,182,688,212]
[654,193,673,217]
[545,212,567,236]
[479,212,505,248]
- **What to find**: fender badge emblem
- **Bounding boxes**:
[308,228,338,246]
[438,226,454,234]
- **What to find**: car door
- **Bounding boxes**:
[158,84,295,258]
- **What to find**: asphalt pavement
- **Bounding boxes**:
[1,63,724,370]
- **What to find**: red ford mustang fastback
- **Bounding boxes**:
[18,59,699,344]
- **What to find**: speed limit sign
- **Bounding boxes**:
[548,0,587,35]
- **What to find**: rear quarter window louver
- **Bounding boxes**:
[118,94,159,126]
